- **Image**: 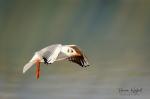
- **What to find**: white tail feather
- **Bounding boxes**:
[23,62,35,74]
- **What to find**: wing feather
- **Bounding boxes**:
[69,45,89,67]
[67,55,88,67]
[38,44,62,63]
[47,45,61,63]
[39,44,61,57]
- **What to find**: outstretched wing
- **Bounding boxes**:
[67,55,89,67]
[38,44,62,63]
[68,45,89,67]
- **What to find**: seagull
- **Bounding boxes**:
[23,44,90,79]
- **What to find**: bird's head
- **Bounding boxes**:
[61,46,80,56]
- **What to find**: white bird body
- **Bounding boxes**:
[23,44,90,79]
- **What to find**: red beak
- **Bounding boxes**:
[36,60,40,79]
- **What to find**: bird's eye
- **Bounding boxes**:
[67,49,70,53]
[71,50,73,53]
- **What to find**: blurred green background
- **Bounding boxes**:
[0,0,150,99]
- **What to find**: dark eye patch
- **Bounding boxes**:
[67,49,70,53]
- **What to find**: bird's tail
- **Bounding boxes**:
[23,62,35,74]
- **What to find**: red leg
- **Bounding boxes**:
[36,60,40,79]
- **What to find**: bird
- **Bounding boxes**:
[23,44,90,79]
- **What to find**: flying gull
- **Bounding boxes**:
[23,44,90,79]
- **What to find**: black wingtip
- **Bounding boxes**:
[82,64,90,67]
